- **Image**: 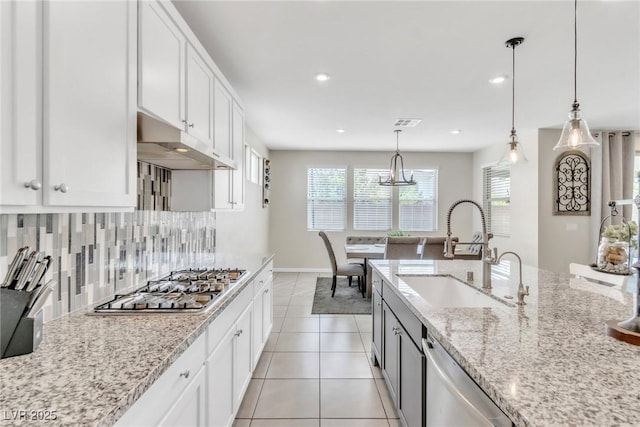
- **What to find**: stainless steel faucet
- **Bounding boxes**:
[444,199,496,290]
[493,251,529,305]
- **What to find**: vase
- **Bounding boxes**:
[596,239,631,274]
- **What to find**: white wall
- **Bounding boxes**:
[269,150,475,270]
[537,128,594,273]
[215,126,270,254]
[472,129,539,268]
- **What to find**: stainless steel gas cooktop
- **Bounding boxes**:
[93,268,247,314]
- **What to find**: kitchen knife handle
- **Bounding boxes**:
[1,247,29,287]
[26,281,54,318]
[13,252,40,290]
[26,256,51,292]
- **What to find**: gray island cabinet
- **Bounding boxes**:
[369,258,640,427]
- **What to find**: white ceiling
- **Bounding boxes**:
[172,0,640,153]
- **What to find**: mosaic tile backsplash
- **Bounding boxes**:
[0,211,216,322]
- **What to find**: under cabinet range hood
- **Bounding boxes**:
[137,113,236,170]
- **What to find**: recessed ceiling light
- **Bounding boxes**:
[489,75,507,84]
[336,129,345,133]
[450,129,462,135]
[315,73,330,82]
[174,148,189,153]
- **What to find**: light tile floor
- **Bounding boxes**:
[234,272,400,427]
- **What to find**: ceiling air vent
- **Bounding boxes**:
[394,118,422,127]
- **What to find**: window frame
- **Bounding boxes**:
[482,163,511,237]
[352,168,393,231]
[307,166,347,231]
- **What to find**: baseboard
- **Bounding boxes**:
[274,268,331,273]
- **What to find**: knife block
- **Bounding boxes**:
[1,288,43,358]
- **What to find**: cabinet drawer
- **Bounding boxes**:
[253,261,273,296]
[382,281,424,348]
[117,333,206,426]
[372,270,383,296]
[207,282,253,355]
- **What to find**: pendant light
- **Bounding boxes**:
[553,0,598,151]
[379,130,416,186]
[498,37,527,165]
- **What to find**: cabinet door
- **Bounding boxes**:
[186,44,214,146]
[159,366,206,427]
[207,327,235,427]
[234,304,253,409]
[398,323,425,427]
[230,102,245,209]
[138,0,185,128]
[252,283,265,367]
[43,0,136,207]
[382,302,399,404]
[0,0,40,207]
[214,80,232,158]
[262,278,273,342]
[372,287,383,366]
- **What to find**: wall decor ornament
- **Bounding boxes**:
[263,158,271,207]
[554,150,590,215]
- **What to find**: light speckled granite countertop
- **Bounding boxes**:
[370,259,640,427]
[0,253,273,427]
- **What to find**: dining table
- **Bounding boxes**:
[344,243,385,298]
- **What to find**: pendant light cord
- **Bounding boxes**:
[573,0,578,106]
[511,43,516,133]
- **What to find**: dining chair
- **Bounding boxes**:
[384,236,425,260]
[319,231,365,297]
[345,235,385,264]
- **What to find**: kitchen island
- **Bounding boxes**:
[0,253,273,426]
[370,259,640,426]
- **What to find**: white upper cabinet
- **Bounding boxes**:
[0,0,137,211]
[214,101,245,211]
[0,0,40,207]
[214,80,233,158]
[138,0,185,129]
[43,0,137,207]
[186,45,214,146]
[139,0,215,151]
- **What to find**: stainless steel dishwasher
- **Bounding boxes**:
[422,335,512,427]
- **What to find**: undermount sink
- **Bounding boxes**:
[397,275,509,309]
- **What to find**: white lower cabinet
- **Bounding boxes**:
[115,334,206,427]
[116,261,274,427]
[207,326,235,427]
[159,366,206,427]
[207,289,254,427]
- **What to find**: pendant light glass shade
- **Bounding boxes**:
[498,37,527,165]
[499,131,528,165]
[553,0,598,151]
[553,103,599,150]
[379,130,416,186]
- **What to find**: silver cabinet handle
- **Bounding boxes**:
[188,123,194,128]
[54,183,68,193]
[264,288,270,294]
[235,329,243,337]
[179,370,190,379]
[24,180,41,191]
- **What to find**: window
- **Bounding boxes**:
[250,149,261,185]
[307,167,346,231]
[353,168,392,230]
[399,169,438,231]
[483,164,510,237]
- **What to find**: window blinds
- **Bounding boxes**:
[483,165,510,237]
[399,169,437,231]
[307,167,346,231]
[353,168,392,230]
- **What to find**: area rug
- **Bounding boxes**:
[311,277,372,315]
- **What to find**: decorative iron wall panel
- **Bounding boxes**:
[554,150,591,215]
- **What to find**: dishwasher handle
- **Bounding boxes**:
[422,338,494,427]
